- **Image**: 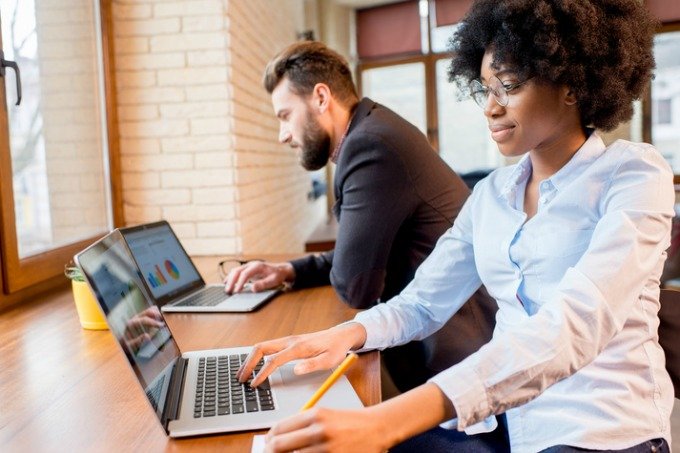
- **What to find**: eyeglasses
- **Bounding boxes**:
[217,258,262,280]
[469,75,531,108]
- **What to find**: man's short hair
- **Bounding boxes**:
[263,41,359,107]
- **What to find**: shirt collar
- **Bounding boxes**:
[500,154,532,205]
[499,129,605,203]
[329,98,372,164]
[548,129,604,192]
[330,111,355,164]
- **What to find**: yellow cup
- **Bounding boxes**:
[72,280,108,330]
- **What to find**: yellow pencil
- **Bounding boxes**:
[300,352,359,411]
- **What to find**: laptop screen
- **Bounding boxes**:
[76,230,181,419]
[121,221,204,303]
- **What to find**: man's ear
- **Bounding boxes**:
[564,87,577,106]
[312,83,332,113]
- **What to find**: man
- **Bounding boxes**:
[225,41,495,392]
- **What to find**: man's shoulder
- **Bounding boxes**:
[350,101,418,138]
[341,103,435,162]
[336,98,461,185]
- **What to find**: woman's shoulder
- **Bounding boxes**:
[603,139,672,177]
[597,139,675,211]
[606,139,660,160]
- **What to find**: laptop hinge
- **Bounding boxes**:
[162,357,188,427]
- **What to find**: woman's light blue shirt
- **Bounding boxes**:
[354,133,675,452]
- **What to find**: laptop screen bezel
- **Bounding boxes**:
[119,220,207,307]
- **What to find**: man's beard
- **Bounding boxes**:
[299,111,331,171]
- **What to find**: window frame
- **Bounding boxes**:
[357,52,450,151]
[649,22,680,183]
[0,0,123,296]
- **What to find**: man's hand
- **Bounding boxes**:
[224,261,295,294]
[236,322,367,387]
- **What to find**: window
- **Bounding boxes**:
[0,0,120,294]
[357,0,504,174]
[361,61,427,134]
[655,99,672,125]
[651,29,680,173]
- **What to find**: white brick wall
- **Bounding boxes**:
[228,0,325,255]
[113,0,323,256]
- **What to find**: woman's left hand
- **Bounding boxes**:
[264,407,389,453]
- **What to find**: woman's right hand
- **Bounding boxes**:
[236,322,367,387]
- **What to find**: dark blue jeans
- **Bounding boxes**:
[540,438,668,453]
[390,414,668,453]
[390,414,511,453]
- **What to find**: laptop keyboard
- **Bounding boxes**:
[176,286,228,307]
[194,354,274,418]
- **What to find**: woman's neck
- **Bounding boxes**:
[529,127,588,183]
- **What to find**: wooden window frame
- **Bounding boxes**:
[0,0,122,297]
[357,52,459,154]
[358,51,481,161]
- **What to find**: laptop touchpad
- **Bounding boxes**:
[279,362,330,385]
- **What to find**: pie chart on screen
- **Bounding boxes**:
[165,260,180,280]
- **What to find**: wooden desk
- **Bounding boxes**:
[0,257,380,451]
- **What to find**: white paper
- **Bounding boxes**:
[251,434,266,453]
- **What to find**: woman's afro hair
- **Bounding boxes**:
[448,0,658,131]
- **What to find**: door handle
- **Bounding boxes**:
[0,50,22,106]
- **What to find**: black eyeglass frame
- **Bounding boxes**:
[217,258,263,281]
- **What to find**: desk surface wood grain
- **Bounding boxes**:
[0,256,380,452]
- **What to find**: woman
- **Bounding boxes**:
[238,0,674,451]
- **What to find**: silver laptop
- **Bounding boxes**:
[74,230,363,437]
[119,221,277,313]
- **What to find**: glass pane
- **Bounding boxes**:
[431,24,459,54]
[2,0,111,258]
[652,31,680,173]
[436,58,501,173]
[361,62,427,134]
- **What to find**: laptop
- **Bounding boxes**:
[119,221,278,313]
[74,230,364,437]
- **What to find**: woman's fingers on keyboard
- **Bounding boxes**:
[237,338,290,382]
[239,334,321,386]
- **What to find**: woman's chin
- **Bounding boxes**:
[496,144,525,158]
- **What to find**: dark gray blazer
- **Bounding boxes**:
[291,98,496,390]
